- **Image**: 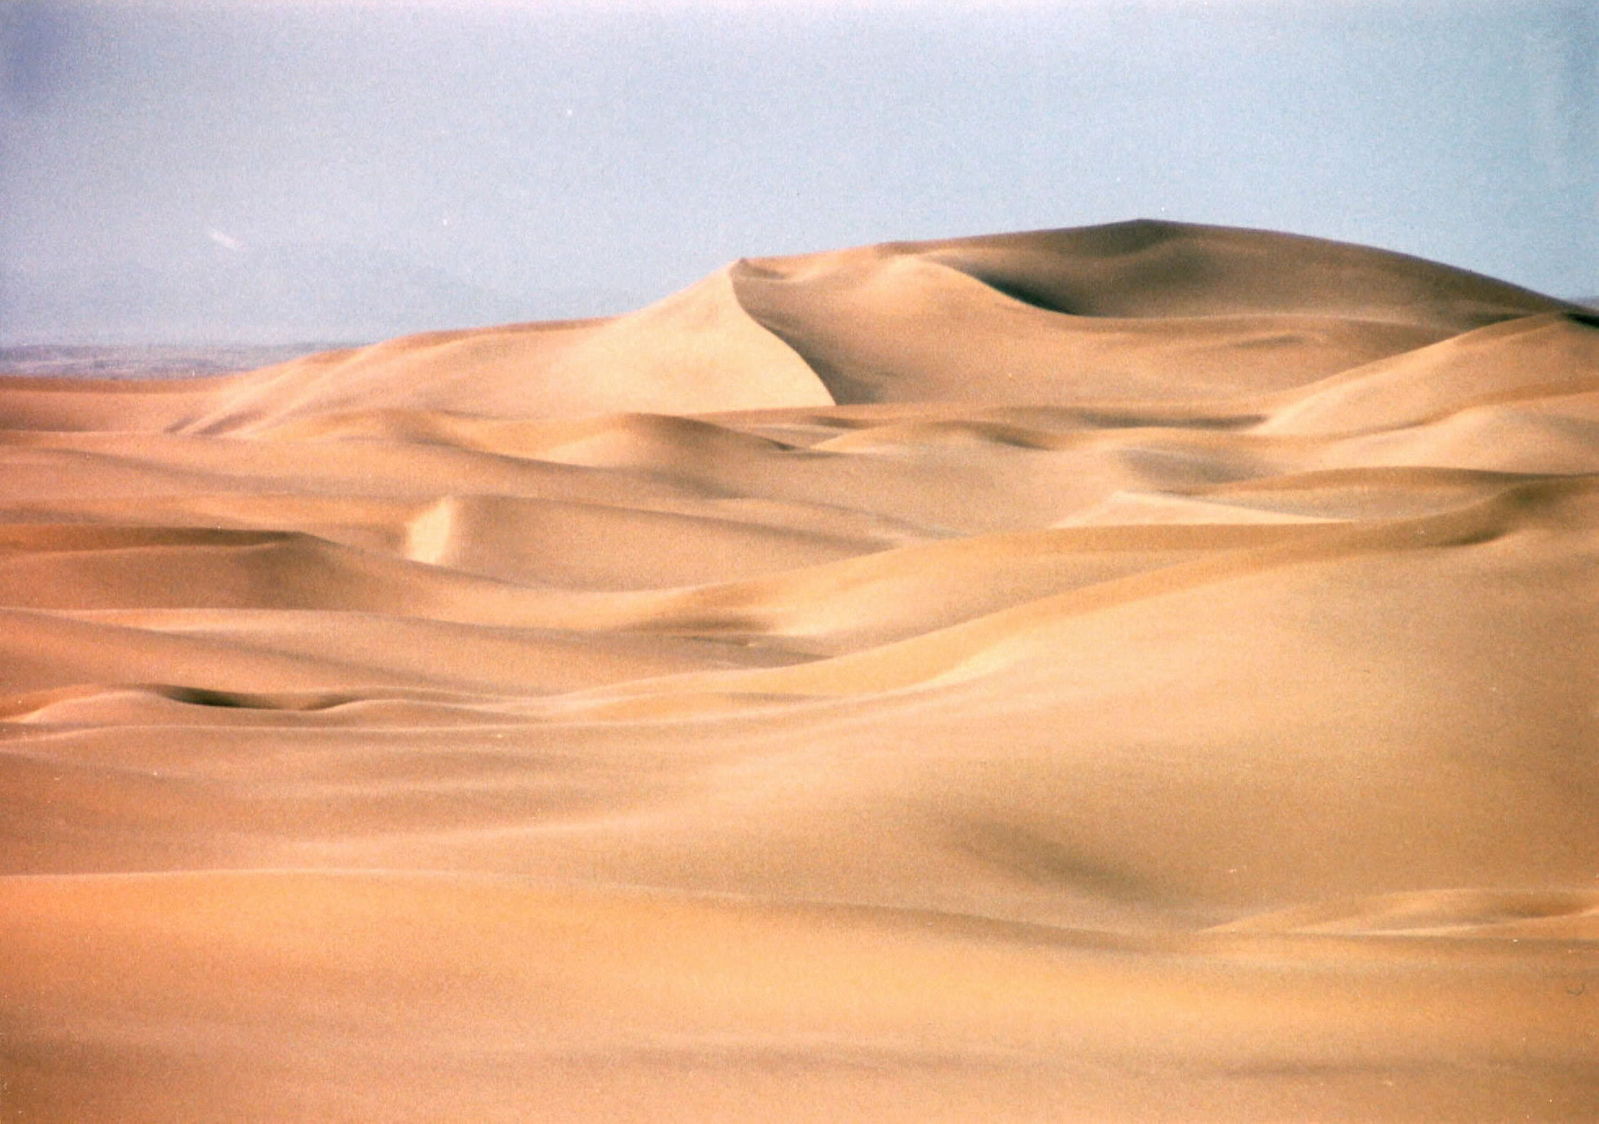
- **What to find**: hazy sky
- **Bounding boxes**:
[1,0,1595,342]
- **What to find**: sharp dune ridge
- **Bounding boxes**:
[1,220,1596,1121]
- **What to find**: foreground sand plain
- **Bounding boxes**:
[1,220,1596,1121]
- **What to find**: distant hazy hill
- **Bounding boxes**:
[0,342,357,379]
[0,242,588,346]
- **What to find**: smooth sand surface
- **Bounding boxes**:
[2,220,1596,1121]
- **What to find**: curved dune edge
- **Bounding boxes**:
[2,222,1596,1121]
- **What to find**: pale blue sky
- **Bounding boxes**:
[1,0,1594,342]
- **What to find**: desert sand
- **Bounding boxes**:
[1,220,1596,1121]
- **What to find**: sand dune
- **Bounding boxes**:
[1,221,1595,1121]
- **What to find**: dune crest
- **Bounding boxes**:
[2,221,1595,1122]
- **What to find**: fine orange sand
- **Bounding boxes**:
[1,221,1596,1121]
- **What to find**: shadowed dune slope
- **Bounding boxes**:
[2,221,1596,1122]
[731,220,1579,405]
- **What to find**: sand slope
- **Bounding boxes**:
[1,221,1595,1122]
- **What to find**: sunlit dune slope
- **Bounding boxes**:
[1,221,1595,1123]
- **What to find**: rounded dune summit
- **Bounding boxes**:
[1,221,1595,1122]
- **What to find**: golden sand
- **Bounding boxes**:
[2,221,1595,1120]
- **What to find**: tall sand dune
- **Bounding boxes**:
[1,221,1595,1121]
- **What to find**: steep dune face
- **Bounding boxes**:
[174,266,835,437]
[731,220,1576,405]
[2,222,1596,1122]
